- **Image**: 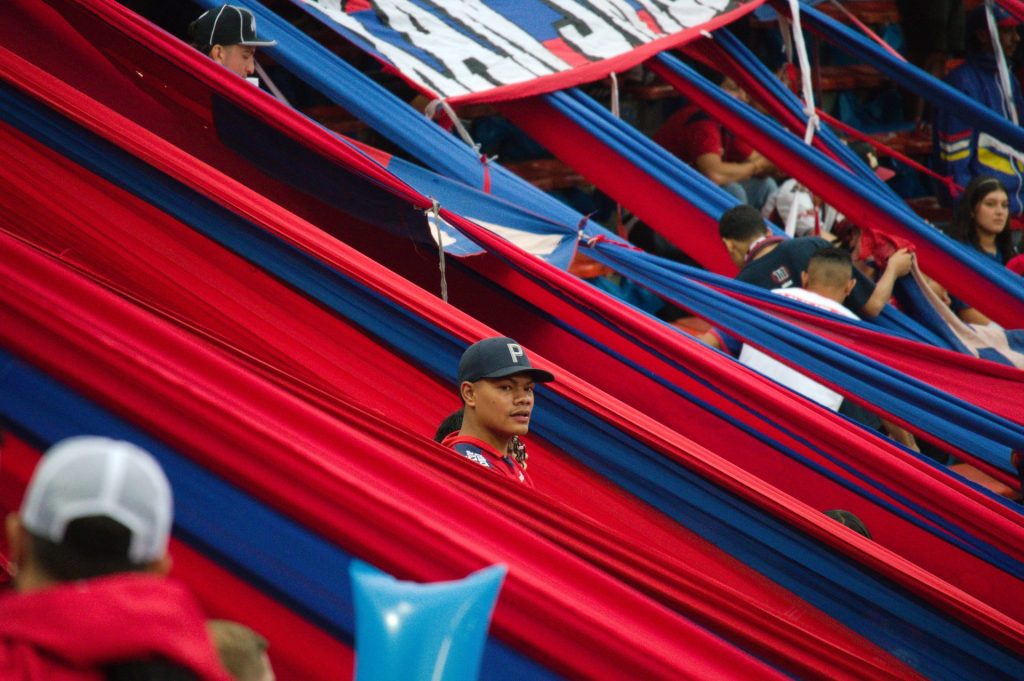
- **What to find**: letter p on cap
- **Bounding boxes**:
[507,343,524,364]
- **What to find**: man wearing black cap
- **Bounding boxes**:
[188,4,277,80]
[442,337,554,486]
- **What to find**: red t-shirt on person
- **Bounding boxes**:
[653,104,753,165]
[441,433,533,487]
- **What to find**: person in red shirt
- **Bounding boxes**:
[0,436,231,681]
[442,337,554,486]
[654,76,779,212]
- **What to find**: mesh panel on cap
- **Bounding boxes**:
[21,438,172,564]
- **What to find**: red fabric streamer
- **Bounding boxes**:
[3,0,1024,665]
[0,437,354,681]
[0,230,803,681]
[480,153,492,194]
[815,108,962,196]
[0,112,929,680]
[997,0,1024,26]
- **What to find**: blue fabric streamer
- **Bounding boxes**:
[653,51,1024,311]
[587,241,1024,469]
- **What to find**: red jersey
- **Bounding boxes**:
[654,104,753,165]
[441,433,533,487]
[0,573,231,681]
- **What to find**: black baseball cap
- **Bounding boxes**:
[457,337,554,385]
[189,5,277,49]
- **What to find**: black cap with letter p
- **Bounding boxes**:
[457,337,554,385]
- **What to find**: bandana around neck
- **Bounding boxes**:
[744,235,786,265]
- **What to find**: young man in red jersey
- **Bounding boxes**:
[442,337,554,486]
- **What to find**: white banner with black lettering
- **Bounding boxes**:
[294,0,763,103]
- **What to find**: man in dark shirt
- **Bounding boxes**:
[719,205,913,318]
[722,213,920,447]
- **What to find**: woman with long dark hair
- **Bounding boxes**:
[948,175,1018,324]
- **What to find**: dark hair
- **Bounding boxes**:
[30,515,146,582]
[950,176,1016,263]
[105,660,198,681]
[824,509,872,539]
[434,409,464,442]
[718,205,767,242]
[28,519,192,681]
[808,246,853,270]
[806,247,854,290]
[186,19,211,54]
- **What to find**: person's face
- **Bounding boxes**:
[722,238,746,269]
[210,44,256,78]
[973,189,1009,236]
[721,77,749,104]
[999,24,1020,55]
[464,374,535,439]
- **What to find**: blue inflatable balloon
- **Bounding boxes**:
[350,560,507,681]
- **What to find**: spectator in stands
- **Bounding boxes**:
[0,436,230,680]
[739,247,919,451]
[188,5,277,80]
[441,337,554,486]
[719,205,913,318]
[833,219,877,280]
[935,5,1024,216]
[767,142,896,238]
[654,76,779,212]
[772,246,859,312]
[208,620,275,681]
[947,175,1019,324]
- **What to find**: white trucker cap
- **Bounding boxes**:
[20,436,173,564]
